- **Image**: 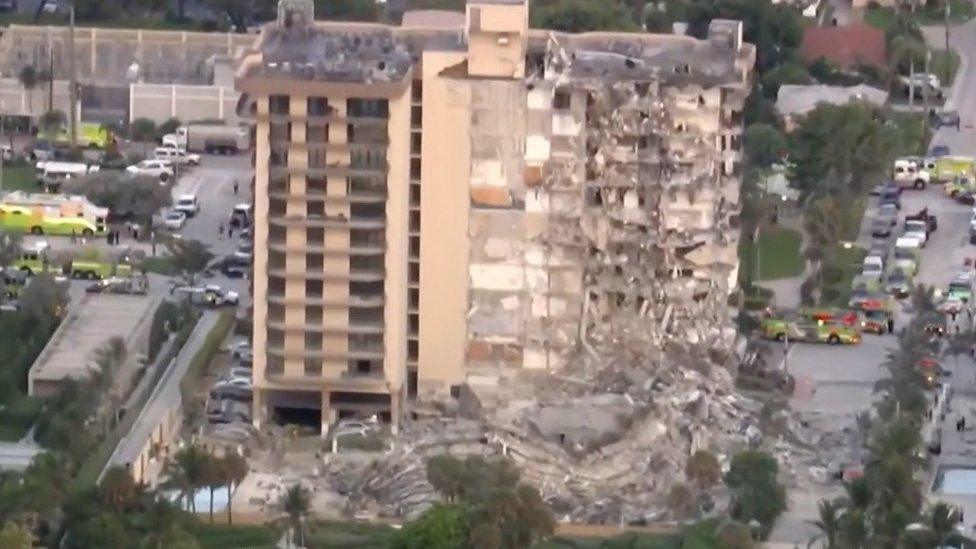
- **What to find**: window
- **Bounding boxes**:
[267,355,284,375]
[269,95,290,115]
[307,97,329,116]
[307,200,325,218]
[305,279,323,297]
[304,358,322,377]
[305,331,322,350]
[411,80,423,102]
[307,227,324,244]
[411,106,421,127]
[553,91,571,110]
[347,98,388,118]
[306,253,323,271]
[305,305,323,324]
[269,276,285,295]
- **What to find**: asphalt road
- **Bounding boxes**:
[772,21,976,542]
[18,151,252,304]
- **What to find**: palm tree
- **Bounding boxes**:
[18,65,37,129]
[839,508,868,549]
[888,35,928,107]
[222,452,248,525]
[807,499,843,548]
[279,483,311,548]
[202,453,225,523]
[162,444,208,513]
[100,466,139,512]
[928,502,958,547]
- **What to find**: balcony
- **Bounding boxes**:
[266,345,384,361]
[266,267,385,282]
[267,293,384,307]
[269,164,386,181]
[267,319,384,334]
[264,367,388,391]
[269,213,385,231]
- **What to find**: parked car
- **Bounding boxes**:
[173,194,200,217]
[162,210,187,230]
[929,145,951,158]
[871,218,892,238]
[210,384,251,402]
[126,159,174,181]
[930,110,960,130]
[904,207,938,233]
[903,220,929,246]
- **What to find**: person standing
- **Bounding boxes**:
[218,222,225,238]
[233,180,239,195]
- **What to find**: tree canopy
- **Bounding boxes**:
[788,103,903,198]
[64,172,172,225]
[724,450,786,537]
[531,0,639,33]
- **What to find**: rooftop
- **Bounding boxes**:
[29,294,157,395]
[776,83,888,117]
[800,23,886,70]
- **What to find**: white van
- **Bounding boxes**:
[893,157,931,190]
[35,161,99,190]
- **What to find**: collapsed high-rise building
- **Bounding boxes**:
[237,0,754,442]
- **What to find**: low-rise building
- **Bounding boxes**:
[28,294,158,398]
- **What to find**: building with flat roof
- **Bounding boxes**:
[237,0,754,432]
[28,294,158,398]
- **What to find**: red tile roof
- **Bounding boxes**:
[801,23,887,70]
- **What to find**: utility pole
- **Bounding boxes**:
[47,47,54,114]
[68,2,77,149]
[945,1,952,84]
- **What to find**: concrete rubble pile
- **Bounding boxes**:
[329,29,775,523]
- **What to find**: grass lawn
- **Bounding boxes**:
[1,165,39,193]
[305,521,397,548]
[740,227,805,282]
[193,524,280,549]
[820,245,867,307]
[864,6,899,32]
[915,0,976,24]
[864,2,974,30]
[931,48,961,87]
[139,255,179,276]
[889,112,932,157]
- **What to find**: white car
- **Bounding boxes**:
[126,159,174,182]
[153,146,200,166]
[215,377,251,389]
[162,210,187,230]
[204,284,239,306]
[227,367,253,380]
[41,0,57,13]
[173,194,199,217]
[903,220,928,247]
[939,295,965,314]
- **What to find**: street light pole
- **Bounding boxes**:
[945,1,952,84]
[68,2,77,149]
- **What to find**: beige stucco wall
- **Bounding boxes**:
[384,87,411,420]
[129,83,240,124]
[251,94,270,428]
[417,50,470,392]
[465,1,527,78]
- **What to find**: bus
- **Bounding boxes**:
[0,191,108,236]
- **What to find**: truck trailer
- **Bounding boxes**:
[162,124,250,154]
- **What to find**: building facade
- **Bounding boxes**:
[237,0,754,432]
